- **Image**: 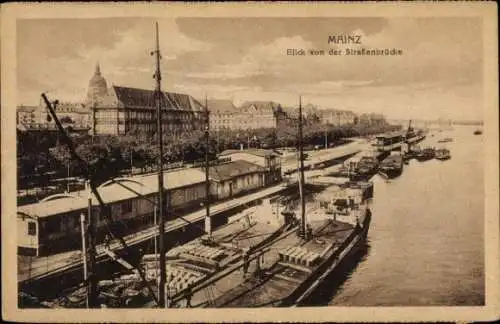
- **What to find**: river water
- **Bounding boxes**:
[327,125,484,306]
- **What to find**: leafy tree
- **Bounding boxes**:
[60,116,74,124]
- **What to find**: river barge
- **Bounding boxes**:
[415,147,436,162]
[378,153,404,179]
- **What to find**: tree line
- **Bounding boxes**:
[17,119,400,187]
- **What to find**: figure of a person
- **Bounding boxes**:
[104,234,111,250]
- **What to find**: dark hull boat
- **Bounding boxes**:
[350,156,379,181]
[474,129,482,135]
[416,148,435,162]
[331,155,378,181]
[435,148,451,161]
[378,154,403,179]
[404,146,421,161]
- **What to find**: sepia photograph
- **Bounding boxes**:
[2,2,498,323]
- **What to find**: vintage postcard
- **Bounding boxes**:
[2,2,498,323]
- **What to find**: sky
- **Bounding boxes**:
[17,17,483,120]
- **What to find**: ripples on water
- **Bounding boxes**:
[325,126,484,306]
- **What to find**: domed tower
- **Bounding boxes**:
[86,62,108,103]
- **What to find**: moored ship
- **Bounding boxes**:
[372,131,404,156]
[415,147,436,162]
[352,155,379,181]
[434,148,451,161]
[330,151,378,181]
[405,120,426,145]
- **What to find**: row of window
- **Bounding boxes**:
[96,110,195,120]
[95,119,196,131]
[32,200,135,237]
[231,174,259,191]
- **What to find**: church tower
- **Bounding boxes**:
[86,62,108,104]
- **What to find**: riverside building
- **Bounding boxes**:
[87,63,205,137]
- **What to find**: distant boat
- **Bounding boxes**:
[437,137,453,143]
[474,129,482,135]
[435,148,451,161]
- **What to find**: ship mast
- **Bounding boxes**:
[298,96,307,240]
[152,21,167,308]
[204,96,212,237]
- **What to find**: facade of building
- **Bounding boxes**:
[46,102,91,128]
[218,149,282,186]
[16,105,39,126]
[87,64,205,137]
[206,100,286,131]
[17,102,91,132]
[358,113,386,125]
[208,160,267,200]
[207,99,239,131]
[281,104,322,127]
[238,101,286,129]
[321,109,357,126]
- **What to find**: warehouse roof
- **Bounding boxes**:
[208,160,266,182]
[18,168,206,219]
[17,160,266,219]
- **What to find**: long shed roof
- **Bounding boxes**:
[208,160,267,182]
[18,167,206,219]
[17,160,265,219]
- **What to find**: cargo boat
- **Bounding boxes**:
[403,145,420,161]
[378,153,404,179]
[330,154,378,181]
[435,148,451,161]
[372,131,404,154]
[209,181,373,307]
[352,156,379,181]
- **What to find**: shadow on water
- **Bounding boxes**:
[299,240,372,307]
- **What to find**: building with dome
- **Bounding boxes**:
[87,63,205,137]
[87,63,109,103]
